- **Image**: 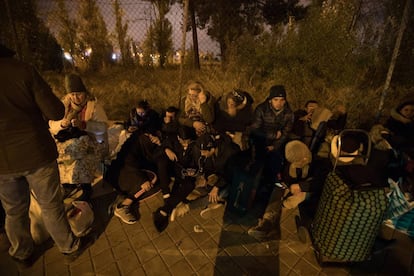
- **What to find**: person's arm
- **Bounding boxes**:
[31,67,65,121]
[200,92,216,124]
[272,111,294,151]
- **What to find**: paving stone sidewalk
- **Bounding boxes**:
[0,180,413,275]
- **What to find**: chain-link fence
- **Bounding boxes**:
[1,0,220,71]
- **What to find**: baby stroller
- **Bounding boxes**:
[296,129,389,264]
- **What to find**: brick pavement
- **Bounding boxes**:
[0,179,413,275]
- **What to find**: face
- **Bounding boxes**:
[227,98,237,109]
[178,137,191,150]
[165,111,176,120]
[69,92,86,105]
[400,104,414,119]
[136,107,146,117]
[200,148,215,158]
[188,89,200,101]
[305,102,319,114]
[269,97,286,111]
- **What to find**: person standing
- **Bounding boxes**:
[0,43,85,266]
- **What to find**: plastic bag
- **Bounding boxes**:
[67,201,94,237]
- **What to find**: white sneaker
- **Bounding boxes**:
[200,201,225,219]
[114,204,137,224]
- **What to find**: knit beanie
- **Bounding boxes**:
[65,74,88,94]
[267,85,286,100]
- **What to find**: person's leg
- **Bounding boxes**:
[27,161,77,254]
[0,173,33,260]
[153,177,195,232]
[248,186,284,240]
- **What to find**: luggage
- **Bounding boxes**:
[310,129,389,263]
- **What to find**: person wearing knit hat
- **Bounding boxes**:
[49,73,109,202]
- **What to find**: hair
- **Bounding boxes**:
[166,106,179,113]
[305,100,318,108]
[137,100,150,110]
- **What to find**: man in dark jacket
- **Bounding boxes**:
[0,43,85,266]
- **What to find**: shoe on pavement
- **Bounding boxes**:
[153,208,169,232]
[63,235,95,264]
[170,202,190,222]
[114,204,138,225]
[200,201,225,219]
[247,219,278,240]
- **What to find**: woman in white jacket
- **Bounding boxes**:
[49,74,108,201]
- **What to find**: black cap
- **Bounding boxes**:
[267,85,286,100]
[65,74,87,93]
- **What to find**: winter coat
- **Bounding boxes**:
[250,101,294,151]
[0,56,64,174]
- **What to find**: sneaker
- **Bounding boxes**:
[114,204,138,225]
[247,219,278,240]
[63,235,95,264]
[153,208,169,232]
[200,201,225,219]
[170,202,190,222]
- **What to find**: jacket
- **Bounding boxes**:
[250,101,294,151]
[0,57,64,174]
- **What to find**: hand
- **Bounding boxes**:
[335,104,346,114]
[141,181,152,192]
[165,148,177,161]
[193,121,206,133]
[198,91,207,104]
[290,184,302,195]
[208,186,220,203]
[71,119,82,128]
[61,118,71,128]
[128,126,138,132]
[276,130,282,139]
[266,145,274,152]
[147,134,161,145]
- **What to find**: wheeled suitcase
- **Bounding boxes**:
[310,129,389,263]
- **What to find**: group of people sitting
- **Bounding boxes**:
[48,73,414,238]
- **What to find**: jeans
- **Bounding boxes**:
[0,161,76,259]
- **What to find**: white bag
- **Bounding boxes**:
[67,201,94,237]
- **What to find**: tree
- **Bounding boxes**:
[77,0,112,71]
[54,0,78,66]
[191,0,264,68]
[0,0,62,71]
[142,0,175,68]
[113,0,133,66]
[261,0,308,26]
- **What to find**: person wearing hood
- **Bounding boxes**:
[0,43,87,266]
[178,80,216,136]
[213,89,254,150]
[385,97,414,152]
[49,74,109,202]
